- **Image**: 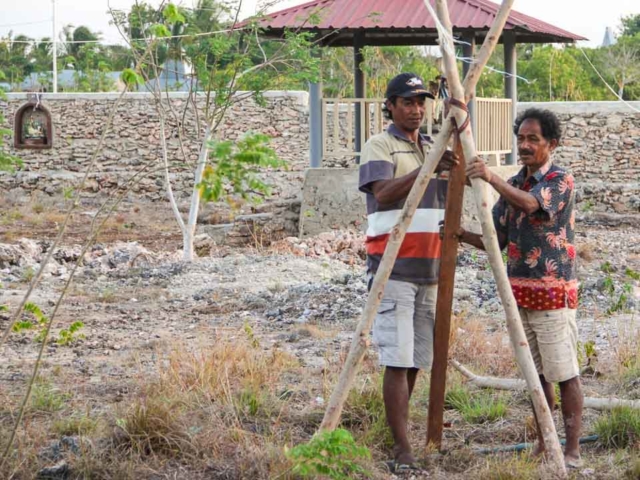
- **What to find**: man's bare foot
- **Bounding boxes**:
[564,451,583,469]
[393,446,416,466]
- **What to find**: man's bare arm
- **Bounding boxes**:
[371,168,420,205]
[371,150,459,205]
[458,229,508,251]
[466,158,539,214]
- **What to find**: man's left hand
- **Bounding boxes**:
[437,150,459,172]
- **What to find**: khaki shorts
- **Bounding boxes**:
[520,307,579,383]
[372,279,437,370]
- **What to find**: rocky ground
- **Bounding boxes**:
[0,196,639,479]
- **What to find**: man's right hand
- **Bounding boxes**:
[466,157,493,183]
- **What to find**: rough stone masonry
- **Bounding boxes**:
[0,93,638,221]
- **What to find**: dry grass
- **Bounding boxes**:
[2,326,637,479]
[476,454,538,480]
[450,315,517,377]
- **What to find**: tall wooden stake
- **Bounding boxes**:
[433,0,566,476]
[426,136,466,449]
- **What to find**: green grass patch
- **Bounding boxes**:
[595,407,640,449]
[30,381,69,413]
[53,414,99,436]
[445,386,508,424]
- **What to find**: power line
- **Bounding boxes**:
[577,46,640,113]
[0,19,52,29]
[0,26,246,44]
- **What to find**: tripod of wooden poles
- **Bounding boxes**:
[317,1,568,478]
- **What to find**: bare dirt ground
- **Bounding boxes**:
[0,194,639,480]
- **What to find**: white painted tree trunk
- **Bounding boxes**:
[158,106,186,237]
[182,124,212,262]
[432,0,566,476]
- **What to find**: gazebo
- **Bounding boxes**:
[250,0,586,165]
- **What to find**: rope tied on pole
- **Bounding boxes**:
[445,97,470,133]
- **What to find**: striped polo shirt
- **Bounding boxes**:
[358,124,448,284]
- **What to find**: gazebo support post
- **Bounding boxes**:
[504,31,517,165]
[309,80,323,168]
[353,31,366,162]
[434,0,566,476]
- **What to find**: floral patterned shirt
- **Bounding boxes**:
[492,162,578,310]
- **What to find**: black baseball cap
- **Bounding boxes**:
[385,73,435,100]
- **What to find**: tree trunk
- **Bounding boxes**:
[158,103,186,237]
[183,124,212,262]
[451,360,640,410]
[433,0,566,476]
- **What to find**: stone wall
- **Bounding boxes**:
[0,95,638,243]
[0,91,310,201]
[518,102,640,214]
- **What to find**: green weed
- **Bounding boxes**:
[607,283,633,315]
[625,268,640,281]
[21,266,36,283]
[286,428,371,480]
[30,381,69,413]
[581,199,594,213]
[625,457,640,479]
[57,321,85,346]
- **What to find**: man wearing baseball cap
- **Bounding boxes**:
[358,72,457,472]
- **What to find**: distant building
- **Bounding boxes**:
[602,27,616,47]
[141,59,195,92]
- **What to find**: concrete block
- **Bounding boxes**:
[299,168,366,237]
[298,166,521,237]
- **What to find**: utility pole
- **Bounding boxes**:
[52,0,57,93]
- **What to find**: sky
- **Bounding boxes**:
[0,0,638,48]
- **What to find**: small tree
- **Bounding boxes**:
[112,1,320,261]
[602,37,640,99]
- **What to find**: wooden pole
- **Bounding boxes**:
[426,136,466,449]
[433,0,566,476]
[425,0,515,451]
[319,0,521,435]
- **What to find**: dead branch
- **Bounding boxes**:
[451,360,640,410]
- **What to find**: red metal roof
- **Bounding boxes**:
[247,0,586,44]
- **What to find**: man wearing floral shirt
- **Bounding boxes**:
[460,108,583,468]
